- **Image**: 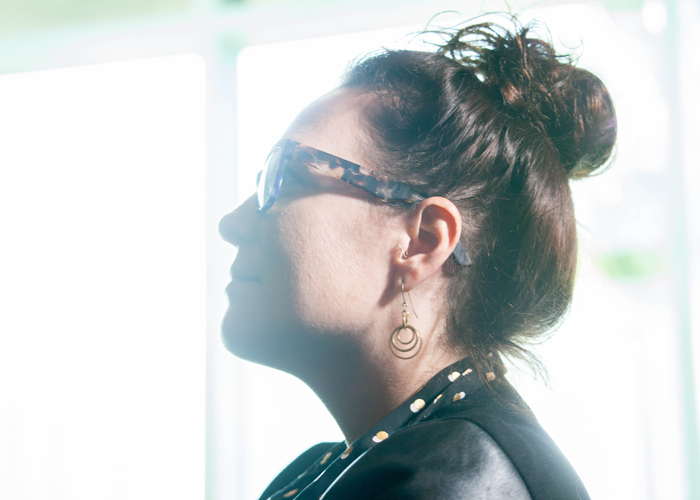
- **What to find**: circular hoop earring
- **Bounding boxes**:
[390,282,423,359]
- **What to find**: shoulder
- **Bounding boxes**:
[436,385,590,500]
[325,384,590,500]
[324,418,531,500]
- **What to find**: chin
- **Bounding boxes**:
[221,310,264,360]
[220,308,337,380]
[220,308,296,370]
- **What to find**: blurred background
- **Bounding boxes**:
[0,0,698,499]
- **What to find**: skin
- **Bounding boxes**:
[219,87,466,444]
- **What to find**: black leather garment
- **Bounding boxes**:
[323,418,531,500]
[258,357,590,500]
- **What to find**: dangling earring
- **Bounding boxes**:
[390,282,423,359]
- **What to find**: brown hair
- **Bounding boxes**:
[341,18,617,370]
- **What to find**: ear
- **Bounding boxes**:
[395,197,462,291]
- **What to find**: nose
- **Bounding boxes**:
[218,194,258,248]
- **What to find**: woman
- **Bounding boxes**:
[219,18,616,500]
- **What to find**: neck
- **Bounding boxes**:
[293,337,465,444]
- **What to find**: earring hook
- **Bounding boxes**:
[400,280,419,319]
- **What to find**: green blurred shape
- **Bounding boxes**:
[217,31,248,61]
[594,250,664,281]
[0,0,191,35]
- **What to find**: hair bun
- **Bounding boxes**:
[437,19,617,179]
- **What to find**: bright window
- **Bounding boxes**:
[0,55,207,500]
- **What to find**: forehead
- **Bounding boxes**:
[282,87,374,170]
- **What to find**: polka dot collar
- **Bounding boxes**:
[268,355,504,500]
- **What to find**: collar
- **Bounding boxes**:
[269,354,505,500]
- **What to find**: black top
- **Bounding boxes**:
[258,357,589,500]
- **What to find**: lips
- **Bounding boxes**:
[229,266,261,283]
[231,274,261,282]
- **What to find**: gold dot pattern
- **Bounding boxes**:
[283,489,298,498]
[340,446,353,459]
[373,431,389,443]
[486,372,496,382]
[410,398,425,413]
[448,371,461,382]
[319,452,333,465]
[462,368,473,376]
[453,391,466,402]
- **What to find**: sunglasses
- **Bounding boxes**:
[256,139,472,266]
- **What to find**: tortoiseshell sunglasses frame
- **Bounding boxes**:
[256,139,472,266]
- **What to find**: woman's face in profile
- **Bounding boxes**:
[219,88,402,369]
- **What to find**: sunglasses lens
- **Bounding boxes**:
[257,146,283,210]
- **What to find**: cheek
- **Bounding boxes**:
[273,195,389,331]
